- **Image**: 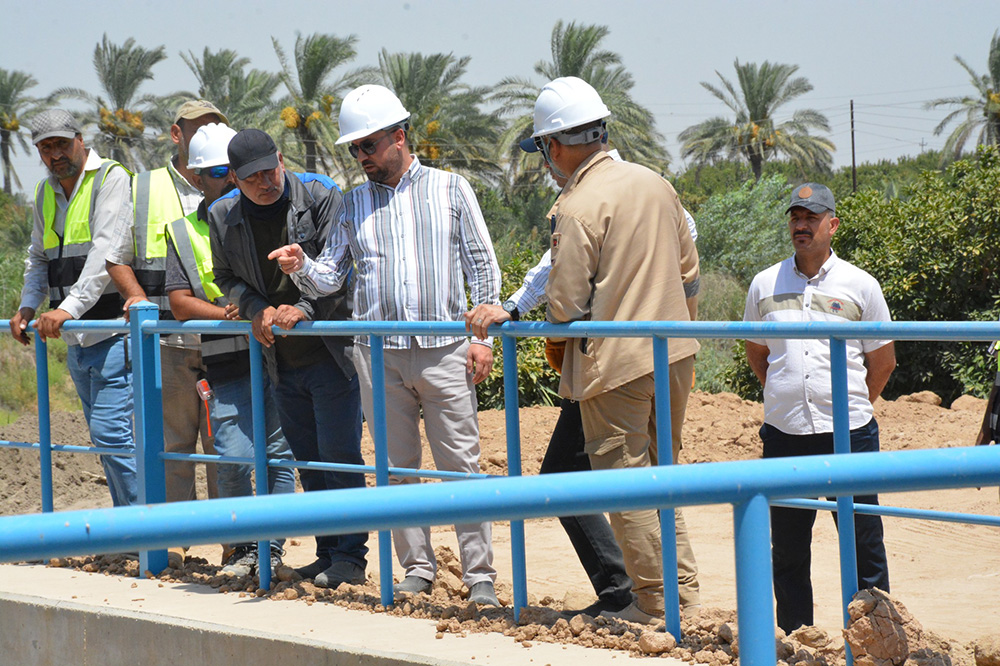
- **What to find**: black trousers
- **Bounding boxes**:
[760,419,890,633]
[540,399,633,606]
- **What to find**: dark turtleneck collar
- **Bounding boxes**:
[241,177,291,222]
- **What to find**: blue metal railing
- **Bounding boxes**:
[2,310,999,666]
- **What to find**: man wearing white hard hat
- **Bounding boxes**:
[500,76,699,625]
[270,84,503,606]
[164,123,297,577]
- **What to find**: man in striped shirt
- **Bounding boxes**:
[270,85,502,606]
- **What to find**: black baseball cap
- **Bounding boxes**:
[228,129,279,180]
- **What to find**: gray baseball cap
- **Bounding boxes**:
[31,109,81,144]
[787,183,835,215]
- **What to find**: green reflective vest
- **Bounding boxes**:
[132,166,183,312]
[35,159,127,319]
[166,210,247,362]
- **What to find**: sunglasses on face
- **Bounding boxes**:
[194,165,231,179]
[348,132,394,159]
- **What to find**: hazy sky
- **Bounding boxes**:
[3,0,998,193]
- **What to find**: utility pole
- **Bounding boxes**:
[850,100,857,193]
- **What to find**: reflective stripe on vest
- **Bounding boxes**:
[35,160,125,319]
[166,211,248,361]
[133,167,183,311]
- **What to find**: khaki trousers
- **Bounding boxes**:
[580,354,699,614]
[161,345,217,503]
[355,341,495,587]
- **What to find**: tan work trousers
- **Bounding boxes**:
[580,354,699,615]
[161,345,217,503]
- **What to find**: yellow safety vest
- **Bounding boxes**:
[132,166,183,312]
[35,160,127,319]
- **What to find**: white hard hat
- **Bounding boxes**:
[336,85,410,145]
[531,76,610,139]
[187,123,237,169]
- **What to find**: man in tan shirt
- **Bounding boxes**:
[469,77,700,624]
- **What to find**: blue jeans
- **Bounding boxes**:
[274,355,368,567]
[760,418,890,633]
[66,336,138,507]
[540,399,633,607]
[210,371,295,551]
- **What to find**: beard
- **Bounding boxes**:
[47,158,82,181]
[363,149,405,185]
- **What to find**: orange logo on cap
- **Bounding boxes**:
[798,186,813,198]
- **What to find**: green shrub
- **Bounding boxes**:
[695,174,792,285]
[475,245,561,410]
[835,145,1000,401]
[694,269,749,394]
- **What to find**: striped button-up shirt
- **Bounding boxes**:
[296,157,501,349]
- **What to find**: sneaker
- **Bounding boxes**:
[600,601,662,625]
[393,575,433,595]
[269,547,284,572]
[315,561,366,589]
[294,557,332,580]
[221,544,258,577]
[468,580,499,606]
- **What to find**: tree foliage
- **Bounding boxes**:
[679,60,834,181]
[834,145,1000,401]
[55,34,168,170]
[927,30,1000,162]
[0,69,38,195]
[377,50,501,184]
[180,48,280,129]
[695,174,791,284]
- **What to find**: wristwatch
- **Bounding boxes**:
[502,300,520,321]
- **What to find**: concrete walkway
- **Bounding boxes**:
[0,562,675,665]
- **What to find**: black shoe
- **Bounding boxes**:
[294,557,331,580]
[393,575,433,595]
[221,544,258,577]
[562,596,633,618]
[468,580,499,606]
[315,561,366,589]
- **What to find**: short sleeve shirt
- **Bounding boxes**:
[743,252,892,435]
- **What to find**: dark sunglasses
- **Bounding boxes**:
[348,131,394,159]
[194,165,231,179]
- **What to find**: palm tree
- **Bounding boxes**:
[180,48,280,129]
[55,34,167,170]
[491,21,669,192]
[926,30,1000,162]
[273,32,370,174]
[0,69,38,194]
[679,60,834,181]
[376,50,501,184]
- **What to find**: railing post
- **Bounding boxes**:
[34,332,53,513]
[831,336,858,666]
[131,302,167,575]
[249,336,271,591]
[370,335,393,608]
[653,335,682,639]
[502,333,527,621]
[734,493,777,666]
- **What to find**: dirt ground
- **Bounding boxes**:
[2,390,999,663]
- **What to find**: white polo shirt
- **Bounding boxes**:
[743,252,892,435]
